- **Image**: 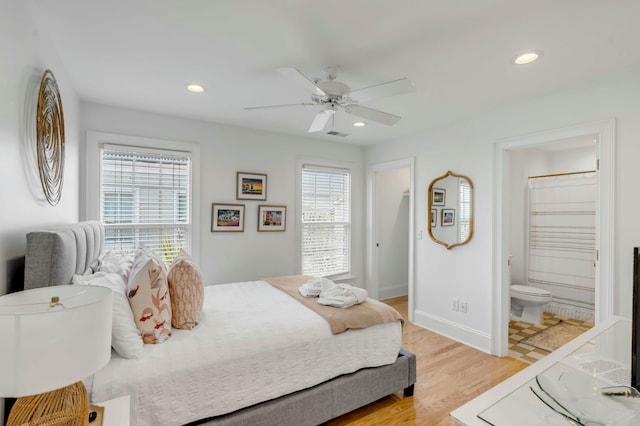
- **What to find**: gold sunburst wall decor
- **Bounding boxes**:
[36,69,65,206]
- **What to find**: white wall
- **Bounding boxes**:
[0,1,81,422]
[366,66,640,352]
[548,145,596,174]
[0,2,81,295]
[375,168,409,299]
[80,102,366,286]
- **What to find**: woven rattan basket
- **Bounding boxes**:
[7,381,89,426]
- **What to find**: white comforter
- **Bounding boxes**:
[90,280,402,426]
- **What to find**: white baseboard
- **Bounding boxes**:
[413,309,492,354]
[379,283,408,300]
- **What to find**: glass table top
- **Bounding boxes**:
[477,319,638,426]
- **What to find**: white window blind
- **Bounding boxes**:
[301,165,351,277]
[101,144,191,264]
[458,178,471,241]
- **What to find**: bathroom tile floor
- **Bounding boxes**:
[508,312,593,364]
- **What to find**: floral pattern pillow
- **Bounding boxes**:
[127,250,172,344]
[168,250,204,329]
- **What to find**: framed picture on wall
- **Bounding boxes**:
[432,188,446,206]
[211,203,245,232]
[431,209,437,227]
[442,208,455,226]
[258,205,286,232]
[236,172,267,200]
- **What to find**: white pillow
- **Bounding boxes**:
[98,251,134,282]
[73,272,143,359]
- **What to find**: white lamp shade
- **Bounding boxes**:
[0,285,112,397]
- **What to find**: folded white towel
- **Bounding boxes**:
[317,284,368,308]
[298,277,335,298]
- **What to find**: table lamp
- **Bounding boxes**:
[0,285,112,426]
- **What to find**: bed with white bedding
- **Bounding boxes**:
[22,221,416,426]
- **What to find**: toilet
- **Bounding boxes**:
[509,284,552,324]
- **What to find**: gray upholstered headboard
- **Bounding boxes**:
[23,221,105,290]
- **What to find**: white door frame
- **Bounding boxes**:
[492,119,616,356]
[367,157,415,321]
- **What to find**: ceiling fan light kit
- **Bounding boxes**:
[245,66,415,133]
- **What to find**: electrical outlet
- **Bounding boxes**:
[460,300,468,313]
[452,298,459,311]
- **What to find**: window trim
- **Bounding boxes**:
[85,131,201,262]
[458,178,472,242]
[296,157,353,280]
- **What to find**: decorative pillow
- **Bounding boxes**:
[73,272,143,359]
[167,250,204,329]
[127,248,172,344]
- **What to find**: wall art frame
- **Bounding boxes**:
[432,188,445,206]
[442,208,455,227]
[236,172,267,201]
[258,205,286,232]
[211,203,245,232]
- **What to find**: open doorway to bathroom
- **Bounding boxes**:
[509,146,597,363]
[493,120,615,362]
[506,137,597,363]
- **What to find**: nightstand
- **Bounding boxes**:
[92,395,130,426]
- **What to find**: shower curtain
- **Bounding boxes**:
[527,171,596,322]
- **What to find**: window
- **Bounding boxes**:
[458,178,471,241]
[300,164,351,277]
[100,144,192,264]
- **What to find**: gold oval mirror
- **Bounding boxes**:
[428,171,474,249]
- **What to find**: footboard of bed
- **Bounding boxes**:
[188,348,416,426]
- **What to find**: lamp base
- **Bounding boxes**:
[7,381,89,426]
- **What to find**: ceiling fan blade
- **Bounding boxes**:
[277,67,327,97]
[344,104,401,126]
[244,102,316,110]
[308,109,334,133]
[349,78,415,103]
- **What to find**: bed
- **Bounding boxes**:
[22,221,416,426]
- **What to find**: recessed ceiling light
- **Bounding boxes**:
[185,83,206,93]
[513,50,543,65]
[353,122,367,128]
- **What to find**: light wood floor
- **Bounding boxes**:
[324,296,528,426]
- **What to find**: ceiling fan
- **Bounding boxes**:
[244,66,416,133]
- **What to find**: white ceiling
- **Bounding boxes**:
[29,0,640,146]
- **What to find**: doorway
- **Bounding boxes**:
[367,158,415,322]
[493,120,615,356]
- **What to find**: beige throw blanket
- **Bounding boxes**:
[264,275,404,334]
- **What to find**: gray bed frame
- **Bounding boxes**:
[23,221,416,426]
